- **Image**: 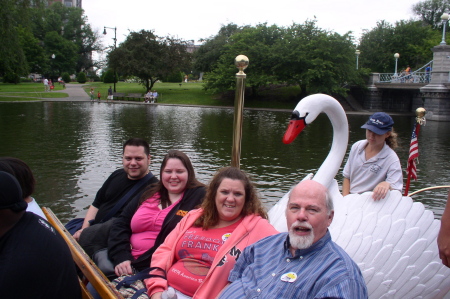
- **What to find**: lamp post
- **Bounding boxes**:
[441,13,450,45]
[355,50,360,70]
[394,53,400,76]
[51,54,56,83]
[103,26,117,92]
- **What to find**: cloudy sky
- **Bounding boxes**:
[83,0,423,49]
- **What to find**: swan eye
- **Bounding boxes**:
[290,111,300,120]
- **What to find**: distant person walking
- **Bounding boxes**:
[90,88,95,101]
[425,65,432,83]
[405,65,412,82]
[43,78,49,92]
[97,91,101,102]
[107,86,113,102]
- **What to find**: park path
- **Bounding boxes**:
[41,83,89,101]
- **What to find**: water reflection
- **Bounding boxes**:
[0,102,448,223]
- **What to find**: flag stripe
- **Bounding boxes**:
[407,124,419,181]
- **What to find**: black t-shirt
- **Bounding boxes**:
[0,212,81,299]
[92,169,158,223]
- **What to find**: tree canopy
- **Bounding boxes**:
[199,21,361,98]
[108,30,191,91]
[358,20,439,73]
[0,0,99,81]
[413,0,450,28]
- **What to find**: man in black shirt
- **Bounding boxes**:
[0,171,81,299]
[73,138,158,241]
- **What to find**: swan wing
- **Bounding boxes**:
[331,191,450,298]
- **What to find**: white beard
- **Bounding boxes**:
[288,221,314,250]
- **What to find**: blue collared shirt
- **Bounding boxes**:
[219,231,368,299]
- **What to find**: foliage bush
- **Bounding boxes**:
[77,71,87,83]
[3,72,20,84]
[164,71,183,83]
[103,69,116,83]
[62,72,71,83]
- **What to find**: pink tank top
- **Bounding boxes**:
[130,193,182,259]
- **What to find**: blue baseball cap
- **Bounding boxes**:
[361,112,394,135]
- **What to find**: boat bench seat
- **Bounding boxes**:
[42,208,124,299]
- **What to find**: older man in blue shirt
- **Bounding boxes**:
[219,180,368,298]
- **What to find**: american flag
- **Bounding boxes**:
[407,124,419,180]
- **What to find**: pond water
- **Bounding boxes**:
[0,101,449,223]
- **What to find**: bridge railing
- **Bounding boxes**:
[378,72,430,83]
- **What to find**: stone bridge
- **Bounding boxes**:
[354,45,450,121]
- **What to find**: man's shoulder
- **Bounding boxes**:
[327,240,362,273]
[252,232,286,247]
[109,168,126,179]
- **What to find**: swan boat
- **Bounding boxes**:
[267,94,450,298]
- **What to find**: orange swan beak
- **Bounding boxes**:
[283,117,307,144]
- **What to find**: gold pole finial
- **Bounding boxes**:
[416,107,426,125]
[235,55,249,75]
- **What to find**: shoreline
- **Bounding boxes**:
[0,83,414,116]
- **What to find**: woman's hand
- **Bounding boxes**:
[151,292,163,299]
[115,260,133,277]
[438,191,450,267]
[73,228,84,241]
[438,226,450,267]
[372,181,390,201]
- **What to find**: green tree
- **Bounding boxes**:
[203,24,282,96]
[0,0,45,80]
[29,2,100,74]
[164,71,184,83]
[103,69,116,83]
[272,21,358,97]
[413,0,450,28]
[17,26,46,74]
[43,31,78,77]
[358,20,439,73]
[108,30,191,91]
[1,1,99,79]
[193,23,247,73]
[62,72,71,83]
[77,71,87,83]
[203,21,360,98]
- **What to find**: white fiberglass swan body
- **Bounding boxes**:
[267,94,450,298]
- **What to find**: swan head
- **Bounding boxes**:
[283,110,308,144]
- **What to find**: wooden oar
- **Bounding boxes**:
[43,207,124,299]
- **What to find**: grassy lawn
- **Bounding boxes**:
[83,81,299,109]
[83,81,231,106]
[1,81,299,109]
[0,82,68,101]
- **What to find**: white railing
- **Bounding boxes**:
[378,72,430,83]
[378,60,433,84]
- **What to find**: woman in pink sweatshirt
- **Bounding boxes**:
[146,167,278,299]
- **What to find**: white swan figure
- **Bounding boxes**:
[268,93,348,231]
[268,93,450,298]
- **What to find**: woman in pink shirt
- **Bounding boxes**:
[108,150,206,277]
[146,167,278,299]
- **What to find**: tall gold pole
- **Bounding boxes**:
[231,55,249,168]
